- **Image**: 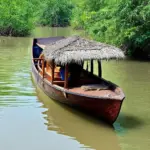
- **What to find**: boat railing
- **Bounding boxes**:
[33,58,66,87]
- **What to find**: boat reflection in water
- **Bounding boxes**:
[36,87,121,150]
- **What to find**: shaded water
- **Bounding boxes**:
[0,27,150,150]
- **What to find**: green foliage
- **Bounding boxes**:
[0,0,74,36]
[39,0,73,27]
[116,0,150,57]
[71,0,150,59]
[0,0,40,36]
[1,0,150,59]
[83,0,105,11]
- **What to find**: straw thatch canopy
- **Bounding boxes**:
[43,36,125,65]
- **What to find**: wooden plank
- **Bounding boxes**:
[64,64,68,88]
[53,81,65,84]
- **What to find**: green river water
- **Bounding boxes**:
[0,27,150,150]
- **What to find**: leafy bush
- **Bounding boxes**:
[116,0,150,58]
[39,0,73,27]
[0,0,40,36]
[71,0,150,59]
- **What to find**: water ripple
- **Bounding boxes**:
[0,37,38,108]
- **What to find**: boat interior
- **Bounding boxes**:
[32,38,124,99]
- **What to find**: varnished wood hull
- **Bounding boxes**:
[32,61,124,124]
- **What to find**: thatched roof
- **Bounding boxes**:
[43,36,125,65]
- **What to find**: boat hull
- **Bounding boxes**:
[32,61,124,124]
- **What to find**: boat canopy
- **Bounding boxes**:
[40,36,125,65]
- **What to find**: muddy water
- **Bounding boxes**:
[0,27,150,150]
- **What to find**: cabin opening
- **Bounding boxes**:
[36,55,103,89]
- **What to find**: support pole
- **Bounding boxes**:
[98,60,102,77]
[86,61,89,71]
[42,59,45,78]
[46,61,49,72]
[91,59,93,74]
[51,60,54,84]
[64,64,68,88]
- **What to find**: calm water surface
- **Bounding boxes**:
[0,27,150,150]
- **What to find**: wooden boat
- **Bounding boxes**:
[31,36,125,124]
